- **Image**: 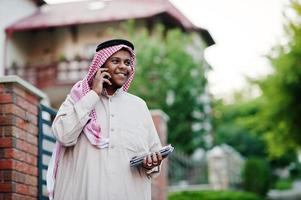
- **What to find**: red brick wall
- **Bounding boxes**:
[151,111,169,200]
[0,82,40,200]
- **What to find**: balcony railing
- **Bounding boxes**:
[5,59,91,89]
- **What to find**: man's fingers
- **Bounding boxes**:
[95,68,108,78]
[94,70,111,85]
[143,157,147,166]
[154,152,163,166]
[100,72,111,79]
[103,78,112,85]
[92,68,109,95]
[142,152,163,170]
[143,156,151,169]
[143,155,152,169]
[147,154,152,164]
[152,153,158,164]
[157,152,163,162]
[98,67,108,72]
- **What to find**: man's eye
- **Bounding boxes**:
[125,61,131,66]
[112,60,119,64]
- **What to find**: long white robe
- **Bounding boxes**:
[52,90,162,200]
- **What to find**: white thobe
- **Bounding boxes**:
[52,89,162,200]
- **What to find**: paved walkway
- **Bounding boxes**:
[268,181,301,200]
[168,184,211,193]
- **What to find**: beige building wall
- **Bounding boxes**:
[6,20,146,68]
[1,0,37,75]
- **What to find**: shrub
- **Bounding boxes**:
[242,158,270,196]
[168,190,264,200]
[274,178,293,190]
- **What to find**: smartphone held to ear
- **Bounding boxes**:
[103,75,110,88]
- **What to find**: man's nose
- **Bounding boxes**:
[119,62,128,69]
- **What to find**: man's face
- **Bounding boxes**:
[103,49,132,89]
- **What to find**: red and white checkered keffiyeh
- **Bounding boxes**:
[47,44,136,199]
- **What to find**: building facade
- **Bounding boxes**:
[3,0,214,108]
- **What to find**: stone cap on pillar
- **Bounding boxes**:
[150,109,169,122]
[0,75,48,101]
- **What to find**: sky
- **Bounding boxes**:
[170,0,290,99]
[45,0,290,99]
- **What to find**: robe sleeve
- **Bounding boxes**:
[141,102,163,178]
[52,90,99,146]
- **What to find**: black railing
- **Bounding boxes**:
[38,104,57,200]
[168,150,208,186]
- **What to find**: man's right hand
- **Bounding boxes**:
[92,68,112,95]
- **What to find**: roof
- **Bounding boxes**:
[5,0,215,46]
[31,0,46,6]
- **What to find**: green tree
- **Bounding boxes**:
[213,98,267,158]
[213,96,298,168]
[109,23,210,154]
[253,1,301,156]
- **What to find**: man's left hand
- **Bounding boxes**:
[142,152,163,170]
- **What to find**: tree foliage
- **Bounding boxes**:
[108,22,209,154]
[213,98,267,158]
[213,1,301,160]
[253,1,301,156]
[212,95,297,168]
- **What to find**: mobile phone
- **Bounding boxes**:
[103,75,110,88]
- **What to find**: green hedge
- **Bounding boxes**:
[243,158,270,196]
[168,190,264,200]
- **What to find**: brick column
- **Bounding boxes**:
[0,76,47,200]
[151,110,169,200]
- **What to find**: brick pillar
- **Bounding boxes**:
[0,76,46,200]
[151,110,169,200]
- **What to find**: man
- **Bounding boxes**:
[47,39,164,200]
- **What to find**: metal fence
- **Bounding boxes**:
[168,150,208,186]
[38,104,57,200]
